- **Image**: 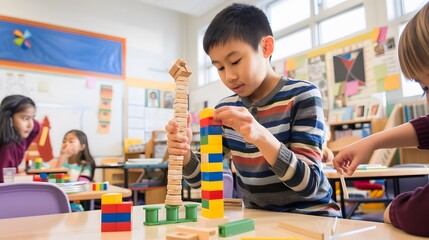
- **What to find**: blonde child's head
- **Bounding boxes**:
[398,2,429,103]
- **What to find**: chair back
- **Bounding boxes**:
[0,182,71,219]
[223,168,234,198]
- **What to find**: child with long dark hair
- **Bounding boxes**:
[0,95,40,183]
[55,130,95,181]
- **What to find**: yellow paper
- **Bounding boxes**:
[373,64,387,80]
[372,27,380,42]
[286,58,296,71]
[295,55,307,68]
[333,83,341,96]
[384,74,401,91]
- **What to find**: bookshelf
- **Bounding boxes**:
[327,118,387,158]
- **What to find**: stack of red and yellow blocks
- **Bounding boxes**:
[101,193,132,232]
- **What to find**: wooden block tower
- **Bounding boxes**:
[165,59,192,206]
[198,108,229,227]
[101,193,133,232]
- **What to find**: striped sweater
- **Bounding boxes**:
[184,78,340,217]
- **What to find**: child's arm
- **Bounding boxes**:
[333,123,418,176]
[214,106,281,166]
[384,184,429,236]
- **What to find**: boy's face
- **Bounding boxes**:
[208,39,268,101]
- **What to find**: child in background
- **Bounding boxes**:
[166,3,340,217]
[0,95,40,183]
[55,130,95,182]
[333,2,429,237]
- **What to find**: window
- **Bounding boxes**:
[319,6,366,44]
[398,22,422,97]
[403,0,427,14]
[269,0,311,33]
[198,28,220,86]
[272,28,312,61]
[324,0,348,9]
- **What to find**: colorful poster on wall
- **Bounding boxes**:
[333,48,366,84]
[98,85,113,133]
[308,55,329,114]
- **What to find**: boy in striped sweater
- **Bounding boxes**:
[165,3,340,217]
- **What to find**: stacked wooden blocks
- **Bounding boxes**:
[101,193,132,232]
[165,59,192,206]
[198,108,228,227]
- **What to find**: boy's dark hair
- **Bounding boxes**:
[203,3,273,54]
[66,130,96,181]
[0,95,36,146]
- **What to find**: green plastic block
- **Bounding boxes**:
[218,218,255,237]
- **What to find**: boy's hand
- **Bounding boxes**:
[214,106,264,145]
[165,114,192,165]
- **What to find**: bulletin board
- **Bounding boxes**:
[0,67,124,157]
[283,27,400,121]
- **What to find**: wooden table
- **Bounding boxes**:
[26,167,69,174]
[67,183,131,210]
[325,167,429,217]
[0,203,425,240]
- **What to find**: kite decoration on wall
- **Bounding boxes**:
[13,29,32,49]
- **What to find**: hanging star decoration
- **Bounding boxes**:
[14,29,32,49]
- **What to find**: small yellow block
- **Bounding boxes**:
[200,108,214,119]
[202,200,224,218]
[201,162,223,172]
[200,144,222,154]
[208,135,222,144]
[201,180,223,191]
[101,193,122,204]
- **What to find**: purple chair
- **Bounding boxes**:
[0,182,71,219]
[223,168,234,198]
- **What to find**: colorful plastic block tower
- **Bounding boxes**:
[92,181,109,191]
[198,108,229,227]
[101,193,132,232]
[143,203,198,226]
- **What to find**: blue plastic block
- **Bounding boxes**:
[200,126,222,136]
[101,213,117,223]
[201,172,223,181]
[116,213,131,222]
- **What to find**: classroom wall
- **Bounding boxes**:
[0,0,186,82]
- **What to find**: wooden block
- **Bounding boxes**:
[278,221,324,240]
[175,226,217,240]
[197,216,229,228]
[166,232,198,240]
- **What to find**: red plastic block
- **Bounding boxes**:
[101,222,116,232]
[117,202,132,213]
[200,117,222,127]
[101,204,117,213]
[201,190,223,200]
[116,222,132,231]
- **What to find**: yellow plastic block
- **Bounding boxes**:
[201,180,223,191]
[207,135,222,144]
[200,144,222,154]
[102,193,123,204]
[202,200,224,218]
[201,162,223,172]
[200,108,214,119]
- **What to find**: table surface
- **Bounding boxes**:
[67,184,132,201]
[0,203,425,240]
[324,167,429,179]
